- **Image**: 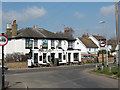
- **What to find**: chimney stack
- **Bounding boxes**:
[33,25,37,29]
[12,20,18,37]
[6,23,12,36]
[64,27,69,32]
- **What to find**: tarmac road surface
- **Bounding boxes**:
[5,64,118,88]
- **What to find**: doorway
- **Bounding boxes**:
[34,53,38,64]
[51,53,55,64]
[68,53,71,64]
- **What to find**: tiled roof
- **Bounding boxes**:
[78,37,98,48]
[92,35,106,41]
[7,28,75,40]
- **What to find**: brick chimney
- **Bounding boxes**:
[6,23,12,36]
[64,27,69,32]
[12,20,18,37]
[82,33,89,38]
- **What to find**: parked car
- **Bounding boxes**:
[87,55,94,58]
[81,55,95,63]
[81,55,88,59]
[82,55,94,59]
[0,65,8,70]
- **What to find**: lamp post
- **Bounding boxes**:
[99,21,108,67]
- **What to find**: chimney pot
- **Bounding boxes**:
[7,23,12,29]
[6,23,12,36]
[65,27,69,30]
[33,25,37,29]
[13,20,16,24]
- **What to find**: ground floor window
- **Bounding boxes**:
[34,53,38,63]
[74,53,79,61]
[43,53,47,63]
[39,56,42,61]
[48,56,51,62]
[63,55,66,60]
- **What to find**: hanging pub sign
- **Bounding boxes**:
[99,40,106,47]
[42,40,48,48]
[0,35,8,46]
[28,40,33,48]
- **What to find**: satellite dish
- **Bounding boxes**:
[99,21,105,24]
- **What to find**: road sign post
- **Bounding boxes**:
[99,40,106,67]
[0,33,8,90]
[0,69,2,90]
[2,45,4,90]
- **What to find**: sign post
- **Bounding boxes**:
[99,40,106,67]
[0,33,8,90]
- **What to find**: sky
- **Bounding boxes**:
[0,1,120,39]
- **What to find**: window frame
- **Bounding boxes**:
[34,39,38,49]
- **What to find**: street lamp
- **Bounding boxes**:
[99,21,105,24]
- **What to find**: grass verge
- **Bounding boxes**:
[92,66,120,77]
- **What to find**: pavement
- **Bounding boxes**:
[5,62,118,89]
[6,81,28,89]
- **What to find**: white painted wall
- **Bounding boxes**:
[4,39,30,56]
[108,45,112,51]
[87,48,98,54]
[74,38,87,54]
[61,40,68,50]
[3,38,81,65]
[74,38,98,54]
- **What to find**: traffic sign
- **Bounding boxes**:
[0,35,8,46]
[99,40,106,47]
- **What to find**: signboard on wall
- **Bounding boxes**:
[28,40,33,48]
[42,40,48,48]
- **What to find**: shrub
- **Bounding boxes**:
[5,53,29,62]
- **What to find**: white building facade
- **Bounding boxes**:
[4,21,81,66]
[74,37,98,54]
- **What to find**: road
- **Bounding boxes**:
[5,64,118,88]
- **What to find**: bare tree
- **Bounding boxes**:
[56,27,74,38]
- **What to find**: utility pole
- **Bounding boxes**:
[106,40,108,67]
[115,0,119,66]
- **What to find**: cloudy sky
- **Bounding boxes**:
[0,1,120,39]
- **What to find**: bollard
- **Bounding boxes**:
[101,66,104,71]
[0,70,2,90]
[96,64,98,70]
[109,67,111,72]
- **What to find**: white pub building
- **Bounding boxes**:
[4,20,81,66]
